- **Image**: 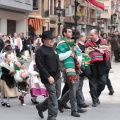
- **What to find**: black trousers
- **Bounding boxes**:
[15,49,20,57]
[61,80,69,96]
[114,50,119,61]
[37,79,61,120]
[106,69,113,91]
[89,74,106,104]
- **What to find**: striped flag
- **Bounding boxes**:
[86,0,104,10]
[28,18,43,31]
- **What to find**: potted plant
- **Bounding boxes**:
[56,21,64,25]
[72,11,81,21]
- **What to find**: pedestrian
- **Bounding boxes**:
[84,29,110,107]
[35,31,61,120]
[110,32,120,62]
[77,32,90,108]
[101,33,114,95]
[56,27,86,117]
[0,53,18,107]
[13,32,23,58]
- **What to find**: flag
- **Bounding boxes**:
[86,0,104,11]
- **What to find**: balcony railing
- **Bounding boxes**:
[54,7,65,17]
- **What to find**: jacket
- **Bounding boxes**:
[35,45,60,84]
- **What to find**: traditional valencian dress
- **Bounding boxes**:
[28,60,48,97]
[0,62,18,97]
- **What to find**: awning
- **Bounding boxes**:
[28,18,43,31]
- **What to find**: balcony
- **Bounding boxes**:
[0,0,33,12]
[89,18,97,25]
[79,0,85,6]
[78,16,85,24]
[54,7,65,17]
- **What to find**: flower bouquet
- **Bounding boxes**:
[21,72,29,82]
[14,61,21,71]
[81,53,91,69]
[66,39,75,48]
[72,11,81,21]
[81,53,92,77]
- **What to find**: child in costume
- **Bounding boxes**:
[29,54,48,104]
[0,54,18,107]
[16,61,29,106]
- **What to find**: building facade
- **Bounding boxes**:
[0,0,33,36]
[29,0,65,36]
[64,0,97,36]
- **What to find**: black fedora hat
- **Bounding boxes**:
[40,31,55,39]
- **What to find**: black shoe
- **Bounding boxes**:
[97,100,100,104]
[77,108,87,113]
[31,99,39,104]
[109,90,114,95]
[115,60,120,62]
[6,103,11,107]
[58,100,64,113]
[78,103,89,108]
[36,105,44,118]
[63,104,71,109]
[71,111,80,117]
[1,101,6,106]
[92,103,97,107]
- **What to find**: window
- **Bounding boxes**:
[33,0,39,10]
[104,6,109,13]
[65,6,69,16]
[72,6,75,15]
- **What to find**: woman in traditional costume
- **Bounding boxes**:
[0,54,18,107]
[28,54,48,104]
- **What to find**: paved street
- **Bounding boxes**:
[0,60,120,120]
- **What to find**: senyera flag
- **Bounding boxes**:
[86,0,104,11]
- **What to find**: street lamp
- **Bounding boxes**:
[112,13,117,23]
[56,0,62,35]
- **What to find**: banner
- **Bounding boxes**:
[86,0,104,10]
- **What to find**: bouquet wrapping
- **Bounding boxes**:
[81,53,91,69]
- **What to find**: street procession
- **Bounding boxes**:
[0,0,120,120]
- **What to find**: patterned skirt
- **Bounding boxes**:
[29,75,48,97]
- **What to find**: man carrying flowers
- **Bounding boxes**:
[56,27,85,117]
